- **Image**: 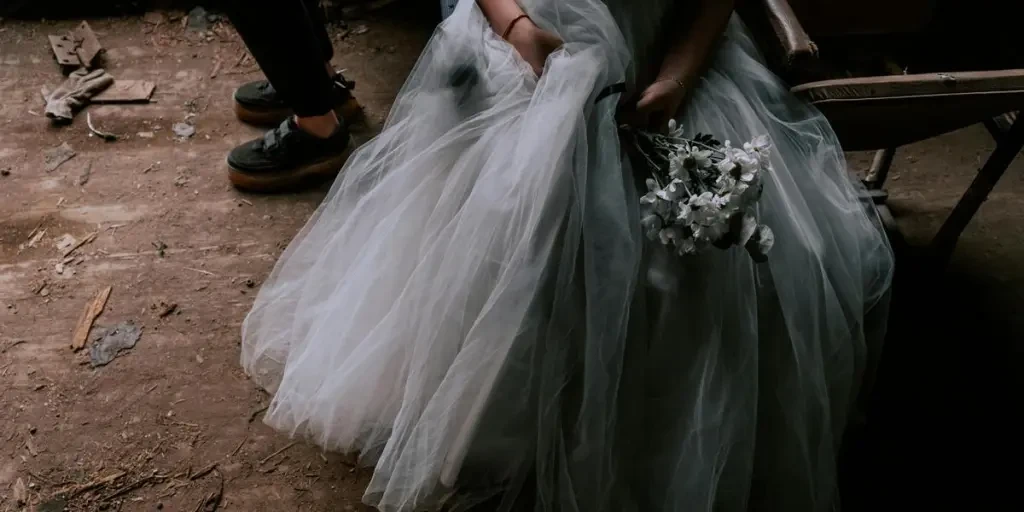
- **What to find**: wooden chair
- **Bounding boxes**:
[739,0,1024,267]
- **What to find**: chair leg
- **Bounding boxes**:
[930,116,1024,267]
[863,148,897,190]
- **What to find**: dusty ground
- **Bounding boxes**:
[1,7,1022,512]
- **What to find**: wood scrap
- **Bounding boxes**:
[63,231,97,257]
[93,81,156,104]
[71,286,112,351]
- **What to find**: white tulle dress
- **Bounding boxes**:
[240,0,894,510]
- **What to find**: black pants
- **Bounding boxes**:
[223,0,336,117]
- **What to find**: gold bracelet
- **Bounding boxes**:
[502,14,531,40]
[657,78,686,90]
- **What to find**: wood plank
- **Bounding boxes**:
[92,81,156,103]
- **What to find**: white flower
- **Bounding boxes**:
[641,214,663,241]
[750,134,771,154]
[688,191,715,208]
[659,226,684,246]
[667,119,678,133]
[677,237,697,256]
[675,202,692,222]
[692,149,713,169]
[641,178,661,204]
[657,180,685,201]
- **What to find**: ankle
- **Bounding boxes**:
[294,113,339,139]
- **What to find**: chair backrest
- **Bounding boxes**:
[785,0,937,37]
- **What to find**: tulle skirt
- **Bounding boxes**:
[241,1,893,510]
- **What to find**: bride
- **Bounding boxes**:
[241,0,894,510]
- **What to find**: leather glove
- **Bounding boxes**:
[41,68,114,123]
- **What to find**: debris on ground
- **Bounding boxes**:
[1,167,10,177]
[352,24,370,36]
[43,142,76,172]
[186,6,212,31]
[73,21,103,68]
[143,11,168,26]
[41,68,114,123]
[86,112,119,141]
[173,122,196,140]
[78,161,93,186]
[92,80,156,104]
[13,477,27,505]
[89,321,143,367]
[157,301,178,318]
[137,131,155,139]
[36,498,68,512]
[62,232,97,257]
[55,233,77,253]
[71,286,112,351]
[23,227,46,249]
[48,21,103,71]
[153,240,168,257]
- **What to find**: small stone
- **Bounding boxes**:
[172,123,195,139]
[352,24,369,35]
[0,168,10,176]
[137,131,155,139]
[244,278,255,288]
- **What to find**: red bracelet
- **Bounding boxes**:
[502,14,531,40]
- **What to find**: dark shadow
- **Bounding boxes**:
[841,241,1023,510]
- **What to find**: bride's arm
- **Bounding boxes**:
[631,0,736,130]
[656,0,736,91]
[476,0,564,76]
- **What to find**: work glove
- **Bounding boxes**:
[41,68,114,123]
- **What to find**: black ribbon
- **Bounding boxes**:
[595,82,627,104]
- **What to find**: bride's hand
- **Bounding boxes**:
[506,19,564,76]
[631,79,687,132]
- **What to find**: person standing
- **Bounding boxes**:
[222,0,360,192]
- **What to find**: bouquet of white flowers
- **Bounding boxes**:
[625,120,775,262]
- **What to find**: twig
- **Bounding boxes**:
[99,474,159,501]
[189,462,218,481]
[1,340,26,354]
[192,471,223,512]
[65,470,127,498]
[228,434,247,457]
[247,405,268,424]
[86,112,119,141]
[259,441,296,465]
[27,469,57,485]
[184,267,216,276]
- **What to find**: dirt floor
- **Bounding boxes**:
[1,7,1023,512]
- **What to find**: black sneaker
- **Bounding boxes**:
[233,72,362,126]
[227,117,351,192]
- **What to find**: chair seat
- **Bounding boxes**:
[792,70,1024,150]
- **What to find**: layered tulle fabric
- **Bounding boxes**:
[241,1,894,510]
